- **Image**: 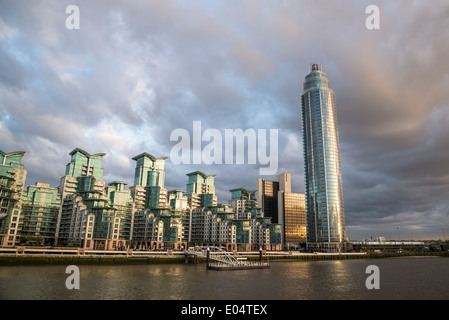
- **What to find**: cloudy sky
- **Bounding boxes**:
[1,0,448,240]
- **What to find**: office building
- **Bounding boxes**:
[278,191,306,249]
[258,173,306,249]
[256,178,279,223]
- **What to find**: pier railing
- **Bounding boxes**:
[186,246,238,265]
[186,246,269,270]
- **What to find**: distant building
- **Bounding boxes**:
[257,173,306,250]
[256,178,279,223]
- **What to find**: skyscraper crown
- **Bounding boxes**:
[304,62,329,91]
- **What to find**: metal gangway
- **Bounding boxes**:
[187,246,238,264]
[186,246,269,270]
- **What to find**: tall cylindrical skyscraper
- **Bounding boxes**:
[301,63,346,252]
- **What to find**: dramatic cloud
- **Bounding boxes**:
[1,0,448,240]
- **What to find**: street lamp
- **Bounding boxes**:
[397,226,401,251]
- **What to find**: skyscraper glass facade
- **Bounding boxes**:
[301,63,346,252]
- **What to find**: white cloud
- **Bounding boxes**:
[0,18,15,39]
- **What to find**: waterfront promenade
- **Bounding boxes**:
[0,246,371,265]
[3,246,446,266]
[0,246,367,258]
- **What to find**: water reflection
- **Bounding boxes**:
[1,257,448,300]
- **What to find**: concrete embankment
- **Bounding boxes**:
[0,254,186,265]
[262,252,449,261]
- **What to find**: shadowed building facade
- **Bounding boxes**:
[256,178,279,223]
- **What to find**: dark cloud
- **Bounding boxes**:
[1,0,448,240]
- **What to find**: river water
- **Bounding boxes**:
[1,256,448,300]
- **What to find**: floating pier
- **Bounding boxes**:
[207,261,270,271]
[186,246,270,271]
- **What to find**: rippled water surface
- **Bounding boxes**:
[1,257,448,300]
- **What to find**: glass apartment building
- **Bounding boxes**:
[0,147,282,251]
[0,151,27,246]
[301,63,346,252]
[21,183,61,244]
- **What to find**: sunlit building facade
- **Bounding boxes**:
[130,153,186,250]
[132,152,169,210]
[229,188,257,219]
[279,192,306,249]
[21,183,61,244]
[185,171,218,209]
[258,173,306,249]
[57,148,130,250]
[301,63,346,252]
[0,147,282,251]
